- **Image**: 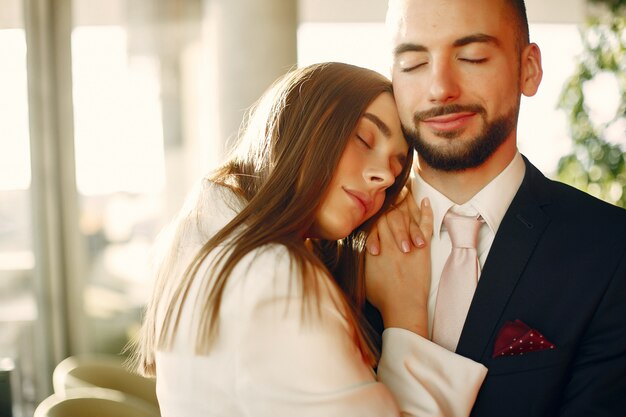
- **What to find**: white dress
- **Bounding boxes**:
[154,181,487,417]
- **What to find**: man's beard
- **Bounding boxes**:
[403,103,519,172]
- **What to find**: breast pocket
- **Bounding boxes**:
[484,348,568,375]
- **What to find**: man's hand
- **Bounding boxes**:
[365,197,433,337]
[366,187,427,255]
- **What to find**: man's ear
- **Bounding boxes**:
[520,43,543,97]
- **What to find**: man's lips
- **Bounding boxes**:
[422,112,476,131]
[343,188,374,217]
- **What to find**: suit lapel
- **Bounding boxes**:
[456,158,552,361]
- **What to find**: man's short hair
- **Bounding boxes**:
[508,0,530,50]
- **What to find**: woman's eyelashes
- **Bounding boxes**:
[356,134,373,149]
[356,132,406,178]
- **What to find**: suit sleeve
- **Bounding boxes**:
[234,251,486,417]
[557,249,626,416]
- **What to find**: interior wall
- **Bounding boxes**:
[299,0,587,24]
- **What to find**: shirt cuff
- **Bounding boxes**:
[377,327,488,417]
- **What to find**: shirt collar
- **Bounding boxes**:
[412,174,454,239]
[412,152,526,238]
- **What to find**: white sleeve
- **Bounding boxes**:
[233,247,485,417]
[378,328,488,417]
[235,288,400,417]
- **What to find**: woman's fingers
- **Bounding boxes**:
[419,198,433,240]
[405,193,426,247]
[385,208,412,253]
[366,224,381,255]
[367,190,433,255]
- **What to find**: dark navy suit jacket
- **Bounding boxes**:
[366,156,626,416]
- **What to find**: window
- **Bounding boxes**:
[70,0,204,353]
[0,1,37,415]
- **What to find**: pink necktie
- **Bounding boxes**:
[432,212,483,351]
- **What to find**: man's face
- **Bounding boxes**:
[388,0,526,172]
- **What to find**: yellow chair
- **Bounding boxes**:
[34,387,160,417]
[52,355,159,412]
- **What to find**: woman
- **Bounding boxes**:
[133,62,487,416]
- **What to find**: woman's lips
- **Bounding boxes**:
[343,188,374,218]
[423,112,476,132]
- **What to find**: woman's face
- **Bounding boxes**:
[309,92,409,240]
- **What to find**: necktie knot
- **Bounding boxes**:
[444,212,482,249]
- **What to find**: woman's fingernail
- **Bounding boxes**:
[414,237,425,247]
[401,241,411,253]
[423,197,430,207]
[369,245,380,255]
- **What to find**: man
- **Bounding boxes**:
[365,0,626,415]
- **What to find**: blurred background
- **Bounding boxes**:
[0,0,624,415]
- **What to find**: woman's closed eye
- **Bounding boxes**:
[356,134,373,149]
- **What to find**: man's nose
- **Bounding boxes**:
[428,60,460,104]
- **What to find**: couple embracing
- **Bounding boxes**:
[133,1,626,416]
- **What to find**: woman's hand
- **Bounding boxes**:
[365,196,433,337]
[366,187,428,255]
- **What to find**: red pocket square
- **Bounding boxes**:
[492,319,555,358]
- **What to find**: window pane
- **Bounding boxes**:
[0,1,37,415]
[71,0,203,354]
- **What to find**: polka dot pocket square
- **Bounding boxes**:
[492,319,555,358]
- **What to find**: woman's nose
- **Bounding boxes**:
[365,163,394,189]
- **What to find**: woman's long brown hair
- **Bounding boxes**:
[133,62,414,375]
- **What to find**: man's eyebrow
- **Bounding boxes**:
[363,113,391,137]
[393,43,427,57]
[393,33,499,56]
[453,33,500,48]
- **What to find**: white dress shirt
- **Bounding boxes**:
[412,152,526,336]
[154,180,487,417]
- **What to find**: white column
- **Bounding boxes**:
[199,0,298,171]
[24,0,87,398]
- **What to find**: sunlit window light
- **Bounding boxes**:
[517,24,583,175]
[72,26,166,196]
[0,29,31,191]
[297,22,392,77]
